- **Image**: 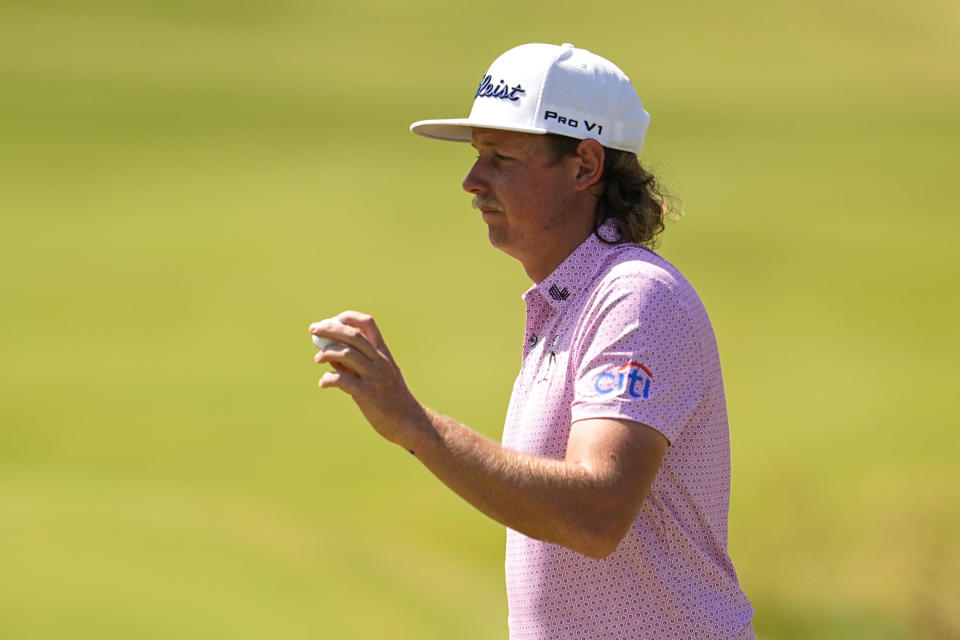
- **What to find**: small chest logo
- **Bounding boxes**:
[475,75,526,102]
[594,362,653,398]
[548,284,570,301]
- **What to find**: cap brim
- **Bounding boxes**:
[410,118,549,143]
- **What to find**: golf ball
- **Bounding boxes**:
[312,335,338,350]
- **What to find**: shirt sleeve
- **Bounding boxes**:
[569,270,704,444]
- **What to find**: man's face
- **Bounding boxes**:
[463,129,582,271]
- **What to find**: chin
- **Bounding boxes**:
[486,226,509,249]
[488,234,525,264]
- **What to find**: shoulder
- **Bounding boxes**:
[591,244,695,307]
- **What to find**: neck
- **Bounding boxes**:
[522,219,594,284]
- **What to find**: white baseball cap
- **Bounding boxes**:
[410,43,651,154]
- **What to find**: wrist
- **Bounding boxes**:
[394,403,440,456]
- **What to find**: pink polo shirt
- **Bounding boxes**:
[501,229,754,639]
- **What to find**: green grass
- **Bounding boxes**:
[1,0,958,638]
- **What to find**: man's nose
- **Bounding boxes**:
[462,161,488,194]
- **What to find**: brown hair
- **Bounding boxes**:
[545,134,676,248]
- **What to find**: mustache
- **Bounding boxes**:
[471,195,503,211]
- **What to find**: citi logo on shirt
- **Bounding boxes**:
[594,362,653,398]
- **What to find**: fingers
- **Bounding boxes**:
[308,316,380,362]
[309,310,396,382]
[313,343,368,376]
[335,311,392,358]
[318,369,364,396]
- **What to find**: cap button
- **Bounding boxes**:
[561,43,575,48]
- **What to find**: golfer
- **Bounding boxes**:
[310,42,755,639]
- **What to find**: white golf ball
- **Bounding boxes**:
[312,335,338,350]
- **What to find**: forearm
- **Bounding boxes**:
[309,313,656,558]
[402,407,631,558]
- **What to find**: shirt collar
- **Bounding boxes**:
[523,223,621,311]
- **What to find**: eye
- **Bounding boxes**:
[473,152,509,163]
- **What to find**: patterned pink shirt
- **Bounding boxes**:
[502,229,754,639]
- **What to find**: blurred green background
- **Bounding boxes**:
[1,0,958,638]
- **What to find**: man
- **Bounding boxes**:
[310,43,755,639]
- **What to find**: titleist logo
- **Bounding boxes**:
[475,75,525,102]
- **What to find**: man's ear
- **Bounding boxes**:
[574,138,605,192]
